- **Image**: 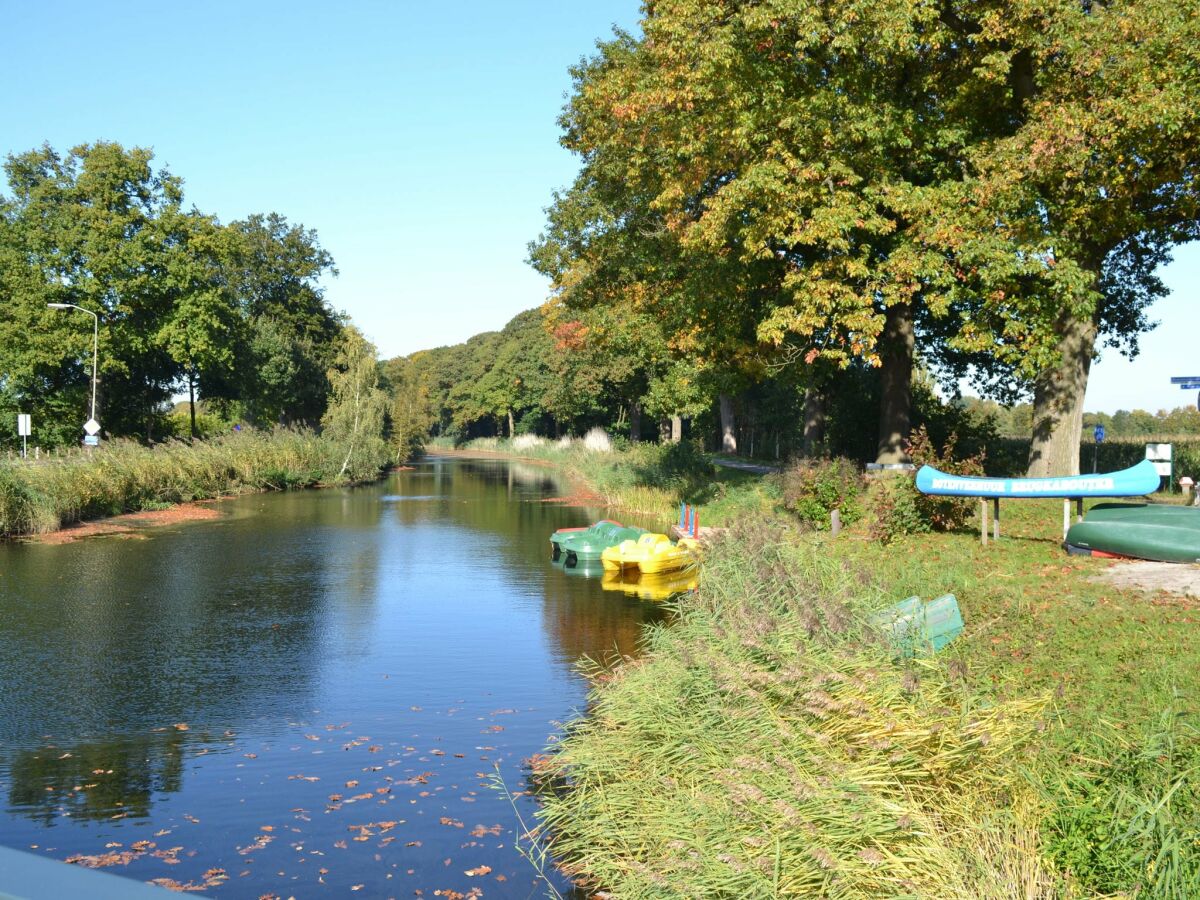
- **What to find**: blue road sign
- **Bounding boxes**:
[82,435,99,447]
[1170,376,1200,384]
[1176,382,1200,390]
[1094,424,1106,443]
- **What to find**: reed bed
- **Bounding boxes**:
[534,520,1056,898]
[0,430,390,538]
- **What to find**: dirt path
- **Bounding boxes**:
[1095,560,1200,600]
[711,455,782,475]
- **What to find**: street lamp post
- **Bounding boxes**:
[47,303,100,440]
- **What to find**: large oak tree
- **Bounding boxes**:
[537,0,1200,471]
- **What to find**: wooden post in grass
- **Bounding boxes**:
[831,509,842,536]
[1062,499,1071,541]
[980,499,988,546]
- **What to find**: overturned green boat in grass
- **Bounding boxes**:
[550,520,646,568]
[1066,503,1200,564]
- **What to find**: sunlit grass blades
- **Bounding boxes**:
[534,522,1055,897]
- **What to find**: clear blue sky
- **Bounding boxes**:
[1,0,1193,415]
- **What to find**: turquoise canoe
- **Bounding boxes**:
[916,459,1160,498]
[1066,504,1200,564]
[550,520,646,567]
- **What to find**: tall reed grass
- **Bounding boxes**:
[0,430,391,538]
[533,520,1056,897]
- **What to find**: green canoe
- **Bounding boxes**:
[1066,504,1200,564]
[550,520,646,567]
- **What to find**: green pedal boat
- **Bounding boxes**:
[550,519,647,568]
[1066,503,1200,564]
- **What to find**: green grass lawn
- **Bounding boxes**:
[837,496,1200,738]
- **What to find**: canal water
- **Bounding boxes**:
[0,458,665,898]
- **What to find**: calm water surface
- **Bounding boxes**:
[0,458,665,898]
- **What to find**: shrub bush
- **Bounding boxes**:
[871,427,986,542]
[782,457,864,529]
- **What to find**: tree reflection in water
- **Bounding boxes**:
[7,730,189,825]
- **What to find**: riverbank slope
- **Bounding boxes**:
[0,430,391,539]
[455,439,1200,896]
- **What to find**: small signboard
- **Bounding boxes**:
[1146,443,1173,483]
[1094,424,1105,443]
[82,435,99,447]
[83,418,100,436]
[17,414,31,437]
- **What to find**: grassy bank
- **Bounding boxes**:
[536,522,1057,897]
[433,436,778,526]
[0,430,391,538]
[509,442,1200,897]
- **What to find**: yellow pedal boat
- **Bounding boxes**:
[600,533,698,575]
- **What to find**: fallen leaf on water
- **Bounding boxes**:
[464,865,492,876]
[173,724,189,732]
[66,851,139,868]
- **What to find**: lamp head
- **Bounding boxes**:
[46,303,71,309]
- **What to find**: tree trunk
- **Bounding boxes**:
[876,303,915,465]
[719,394,737,454]
[1027,312,1098,477]
[629,401,642,443]
[670,415,682,444]
[803,388,826,457]
[188,370,198,442]
[506,408,515,438]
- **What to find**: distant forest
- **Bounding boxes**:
[383,305,1200,465]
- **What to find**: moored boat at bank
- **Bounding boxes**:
[551,520,646,566]
[1066,503,1200,563]
[601,533,698,575]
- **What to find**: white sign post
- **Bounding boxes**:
[1145,442,1173,491]
[17,413,30,459]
